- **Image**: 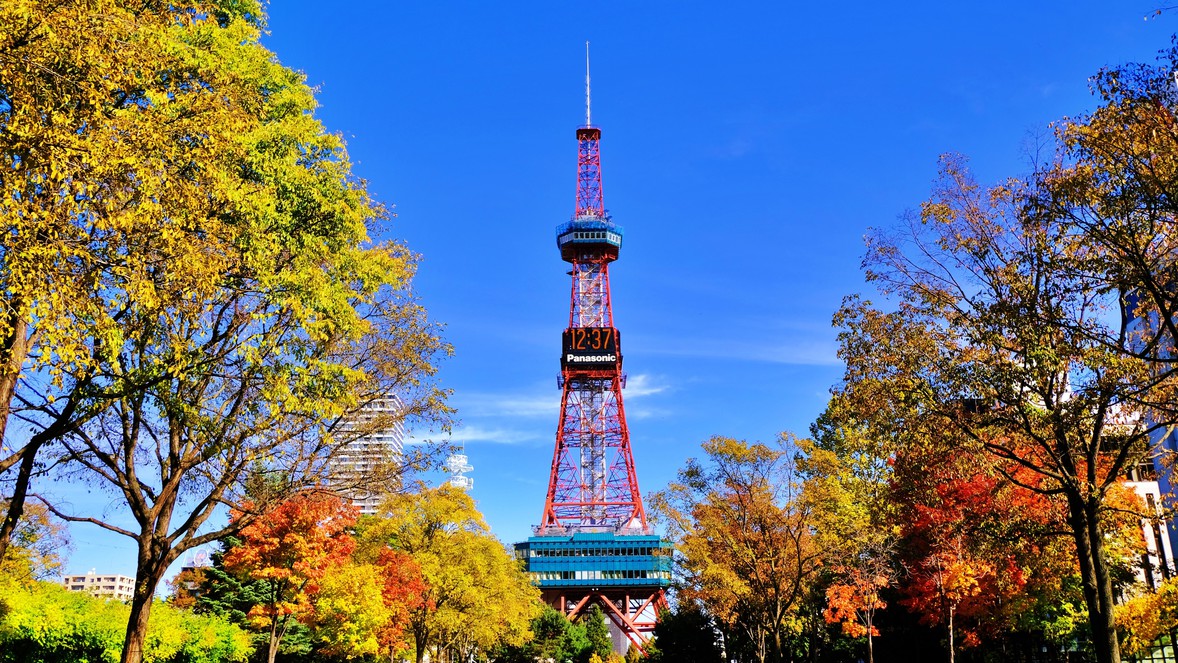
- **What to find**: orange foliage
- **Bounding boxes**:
[375,548,427,654]
[224,491,358,659]
[823,567,888,638]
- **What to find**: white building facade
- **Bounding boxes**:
[330,395,406,515]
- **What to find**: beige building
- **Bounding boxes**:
[62,570,135,601]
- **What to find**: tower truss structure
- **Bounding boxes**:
[516,62,670,656]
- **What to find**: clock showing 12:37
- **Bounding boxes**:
[561,327,621,367]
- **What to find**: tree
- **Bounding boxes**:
[313,561,394,659]
[1117,576,1178,657]
[167,566,207,611]
[372,548,427,659]
[361,485,541,663]
[4,3,450,663]
[651,436,821,663]
[0,0,232,570]
[582,604,613,663]
[491,604,597,663]
[0,502,69,583]
[837,146,1175,663]
[822,568,888,658]
[803,402,901,663]
[222,493,357,663]
[645,604,724,663]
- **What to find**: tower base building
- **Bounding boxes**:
[516,533,672,654]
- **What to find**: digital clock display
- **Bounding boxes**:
[562,327,621,368]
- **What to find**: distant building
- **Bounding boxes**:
[447,447,473,490]
[1123,288,1178,559]
[62,570,134,602]
[330,395,406,515]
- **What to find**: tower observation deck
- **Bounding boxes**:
[514,58,671,657]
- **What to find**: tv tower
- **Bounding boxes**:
[515,45,671,656]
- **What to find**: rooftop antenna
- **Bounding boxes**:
[585,41,592,127]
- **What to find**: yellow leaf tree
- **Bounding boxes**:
[651,436,821,663]
[0,3,451,663]
[362,485,541,663]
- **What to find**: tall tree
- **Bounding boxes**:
[581,604,613,663]
[0,0,245,566]
[838,147,1175,663]
[651,436,821,663]
[803,401,901,663]
[4,3,451,663]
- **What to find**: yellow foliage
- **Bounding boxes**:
[362,486,542,661]
[1118,578,1178,656]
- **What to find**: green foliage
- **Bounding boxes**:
[492,605,596,663]
[0,578,250,663]
[644,605,723,663]
[581,604,613,663]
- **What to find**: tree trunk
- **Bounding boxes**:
[415,623,427,663]
[947,603,954,663]
[867,618,874,663]
[0,440,40,563]
[0,313,32,562]
[120,530,185,663]
[1066,491,1121,663]
[120,553,167,663]
[267,616,282,663]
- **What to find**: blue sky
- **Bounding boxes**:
[60,1,1177,575]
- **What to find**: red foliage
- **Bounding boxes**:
[224,492,359,626]
[374,548,427,653]
[892,438,1073,648]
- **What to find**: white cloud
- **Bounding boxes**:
[622,373,669,398]
[406,424,545,446]
[626,406,673,420]
[456,390,560,418]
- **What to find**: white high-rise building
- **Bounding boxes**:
[330,395,406,515]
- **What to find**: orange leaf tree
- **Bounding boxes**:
[836,139,1177,663]
[223,492,358,663]
[824,568,888,640]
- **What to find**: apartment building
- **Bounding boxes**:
[62,570,134,602]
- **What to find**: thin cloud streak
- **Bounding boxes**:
[454,373,670,422]
[456,392,560,418]
[407,424,547,446]
[622,373,669,398]
[633,337,840,366]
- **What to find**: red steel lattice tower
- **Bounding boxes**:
[515,52,671,656]
[541,78,645,536]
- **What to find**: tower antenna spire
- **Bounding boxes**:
[585,41,592,127]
